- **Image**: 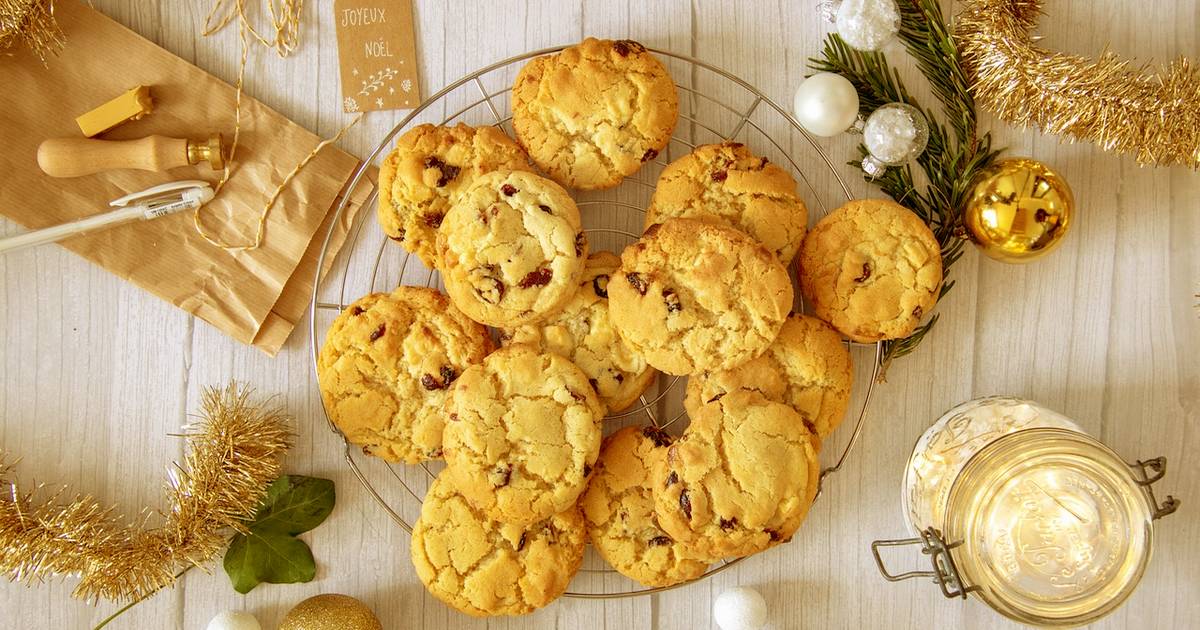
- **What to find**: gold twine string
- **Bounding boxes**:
[196,0,364,251]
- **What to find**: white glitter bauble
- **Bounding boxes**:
[206,611,262,630]
[713,587,768,630]
[836,0,900,51]
[861,102,929,176]
[793,72,860,137]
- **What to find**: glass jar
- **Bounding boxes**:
[873,397,1179,627]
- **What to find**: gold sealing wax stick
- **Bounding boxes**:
[75,86,154,137]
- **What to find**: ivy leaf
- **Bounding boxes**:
[223,475,335,594]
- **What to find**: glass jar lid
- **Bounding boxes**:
[944,428,1154,627]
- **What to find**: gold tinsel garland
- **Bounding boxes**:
[0,0,64,62]
[0,383,291,603]
[956,0,1200,168]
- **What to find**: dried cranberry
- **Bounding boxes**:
[350,306,364,316]
[766,529,782,542]
[440,366,457,384]
[719,517,738,531]
[614,373,623,383]
[369,324,386,342]
[665,471,678,487]
[643,223,662,238]
[539,204,551,213]
[613,39,645,56]
[648,535,672,547]
[592,274,610,298]
[543,522,559,543]
[390,231,406,242]
[912,305,923,320]
[642,426,672,448]
[583,464,592,477]
[707,392,726,404]
[626,272,649,295]
[501,183,518,196]
[663,288,682,313]
[422,212,444,228]
[478,209,490,224]
[855,262,872,283]
[679,489,692,519]
[588,378,599,390]
[712,169,728,182]
[517,532,527,551]
[568,390,585,402]
[518,268,553,288]
[758,156,769,169]
[641,148,658,163]
[494,464,512,487]
[420,374,440,390]
[574,232,585,257]
[449,412,459,422]
[423,156,460,187]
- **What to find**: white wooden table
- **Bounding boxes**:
[3,1,1198,628]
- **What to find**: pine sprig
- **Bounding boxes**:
[809,0,1002,375]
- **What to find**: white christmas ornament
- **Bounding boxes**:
[206,611,262,630]
[793,73,860,137]
[713,586,769,630]
[835,0,901,51]
[861,102,929,177]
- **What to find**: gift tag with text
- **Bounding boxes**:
[333,0,421,112]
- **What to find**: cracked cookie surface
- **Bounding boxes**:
[685,314,852,441]
[317,287,493,464]
[645,142,808,264]
[411,473,586,617]
[799,199,942,342]
[608,218,793,376]
[378,124,531,268]
[443,345,605,524]
[438,170,587,327]
[581,426,709,587]
[652,390,820,561]
[512,37,678,190]
[501,252,656,413]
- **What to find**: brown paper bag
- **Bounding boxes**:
[0,1,374,355]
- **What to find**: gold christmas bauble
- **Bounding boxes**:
[279,594,382,630]
[963,157,1073,263]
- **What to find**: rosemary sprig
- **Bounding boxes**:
[809,0,1002,375]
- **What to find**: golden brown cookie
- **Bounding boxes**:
[411,473,586,617]
[607,219,793,376]
[502,252,656,413]
[317,287,493,463]
[798,199,942,342]
[438,170,587,327]
[685,314,852,440]
[645,142,808,264]
[652,390,820,561]
[377,124,531,268]
[581,426,709,587]
[442,345,605,525]
[512,37,678,190]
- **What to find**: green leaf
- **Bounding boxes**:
[223,474,336,594]
[224,530,316,594]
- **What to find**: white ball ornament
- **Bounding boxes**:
[793,72,860,137]
[713,586,769,630]
[206,611,262,630]
[861,102,929,177]
[836,0,901,51]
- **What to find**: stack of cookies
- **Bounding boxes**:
[317,36,944,618]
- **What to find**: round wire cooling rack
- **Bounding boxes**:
[308,45,884,599]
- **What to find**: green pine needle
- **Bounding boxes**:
[809,0,1003,376]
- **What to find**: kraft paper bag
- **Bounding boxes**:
[0,1,375,355]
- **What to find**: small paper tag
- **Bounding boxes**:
[333,0,421,112]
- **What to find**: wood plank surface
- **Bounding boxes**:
[1,1,1197,628]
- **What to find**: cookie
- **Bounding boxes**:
[411,473,586,617]
[607,219,793,376]
[652,390,820,561]
[442,345,605,524]
[685,314,852,440]
[377,124,531,268]
[502,252,657,413]
[317,287,493,463]
[645,142,808,264]
[798,199,942,342]
[512,37,678,190]
[437,170,588,327]
[580,426,709,587]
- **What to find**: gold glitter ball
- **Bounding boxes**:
[963,158,1073,264]
[279,594,383,630]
